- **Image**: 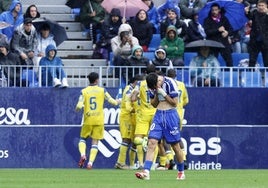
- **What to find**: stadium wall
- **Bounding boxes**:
[0,88,267,169]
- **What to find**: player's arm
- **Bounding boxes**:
[104,90,120,106]
[125,93,134,113]
[75,94,84,111]
[131,89,139,102]
[157,87,178,107]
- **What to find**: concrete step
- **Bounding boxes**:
[21,0,67,5]
[67,77,119,88]
[57,50,93,58]
[41,14,76,22]
[22,5,71,14]
[67,31,88,40]
[60,22,82,32]
[57,40,93,50]
[63,59,107,67]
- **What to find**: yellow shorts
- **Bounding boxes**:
[119,113,136,140]
[134,111,154,136]
[80,124,104,140]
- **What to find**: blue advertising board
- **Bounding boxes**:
[0,88,268,169]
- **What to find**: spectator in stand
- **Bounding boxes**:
[150,47,173,74]
[0,36,22,87]
[23,4,41,20]
[0,0,12,13]
[142,0,160,34]
[79,0,105,44]
[0,0,23,41]
[186,10,206,43]
[101,8,122,54]
[240,20,252,53]
[203,3,233,67]
[160,25,184,66]
[34,23,56,71]
[129,9,153,52]
[189,46,221,87]
[11,18,38,67]
[39,44,69,87]
[179,0,206,20]
[245,0,268,67]
[111,23,139,77]
[160,8,188,42]
[157,0,181,23]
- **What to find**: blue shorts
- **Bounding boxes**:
[148,108,181,144]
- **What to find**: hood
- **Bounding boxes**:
[9,0,23,15]
[118,23,133,36]
[110,8,121,18]
[165,25,178,39]
[154,47,166,60]
[45,44,57,58]
[131,45,143,59]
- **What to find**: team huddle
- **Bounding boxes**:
[75,64,189,180]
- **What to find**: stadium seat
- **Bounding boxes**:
[143,52,155,60]
[221,70,239,87]
[148,34,161,52]
[183,52,197,66]
[240,71,262,87]
[232,53,249,66]
[176,69,191,87]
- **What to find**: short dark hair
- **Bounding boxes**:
[40,23,50,31]
[87,72,99,84]
[167,69,176,79]
[146,72,158,90]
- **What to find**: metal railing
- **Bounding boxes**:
[0,65,267,88]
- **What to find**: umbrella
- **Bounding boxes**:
[32,17,68,46]
[0,21,11,30]
[65,0,87,9]
[185,39,225,48]
[198,0,248,31]
[101,0,149,20]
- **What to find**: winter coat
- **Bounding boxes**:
[146,1,160,33]
[0,0,23,40]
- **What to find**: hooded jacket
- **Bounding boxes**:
[160,25,184,59]
[111,23,139,58]
[0,0,23,40]
[102,8,122,40]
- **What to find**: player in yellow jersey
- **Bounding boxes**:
[114,74,143,169]
[131,65,157,168]
[75,72,120,169]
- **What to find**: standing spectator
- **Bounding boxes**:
[186,10,206,43]
[39,44,68,87]
[10,18,38,67]
[246,0,268,67]
[129,9,153,52]
[23,4,41,20]
[79,0,105,44]
[240,20,252,53]
[0,0,12,13]
[0,0,23,41]
[203,3,233,67]
[157,0,181,22]
[189,46,221,87]
[150,47,173,74]
[142,0,160,34]
[160,8,188,42]
[179,0,206,20]
[160,25,184,66]
[135,72,185,180]
[0,37,21,87]
[76,72,120,169]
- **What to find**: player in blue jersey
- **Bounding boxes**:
[135,72,185,180]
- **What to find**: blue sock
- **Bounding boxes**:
[144,160,153,171]
[177,162,184,171]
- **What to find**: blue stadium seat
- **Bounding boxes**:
[221,71,239,87]
[183,52,197,66]
[176,69,191,87]
[232,53,249,66]
[240,71,262,87]
[143,52,155,60]
[148,34,161,52]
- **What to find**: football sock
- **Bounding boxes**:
[78,139,86,156]
[89,144,98,164]
[117,142,128,164]
[144,160,153,172]
[159,156,167,167]
[136,145,144,166]
[129,146,137,166]
[153,146,159,164]
[177,161,184,172]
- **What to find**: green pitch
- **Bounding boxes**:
[0,169,267,188]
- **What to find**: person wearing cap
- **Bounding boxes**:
[11,17,38,67]
[0,0,23,40]
[0,38,22,87]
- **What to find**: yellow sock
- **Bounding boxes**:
[129,147,137,166]
[159,156,167,166]
[134,137,143,145]
[88,145,98,165]
[166,151,174,161]
[78,140,86,156]
[136,145,144,166]
[117,143,128,164]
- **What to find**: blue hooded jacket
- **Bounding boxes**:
[0,0,23,40]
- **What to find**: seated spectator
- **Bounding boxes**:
[111,23,139,77]
[0,0,23,41]
[11,18,38,67]
[0,37,21,87]
[179,0,206,20]
[35,23,56,70]
[189,46,221,87]
[79,0,105,44]
[240,20,252,53]
[126,45,150,80]
[142,0,160,34]
[39,44,69,87]
[129,9,153,52]
[150,47,173,74]
[157,0,181,22]
[160,25,184,66]
[23,4,41,20]
[160,8,188,42]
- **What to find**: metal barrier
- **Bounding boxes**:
[0,65,267,88]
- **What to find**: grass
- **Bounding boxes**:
[0,169,267,188]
